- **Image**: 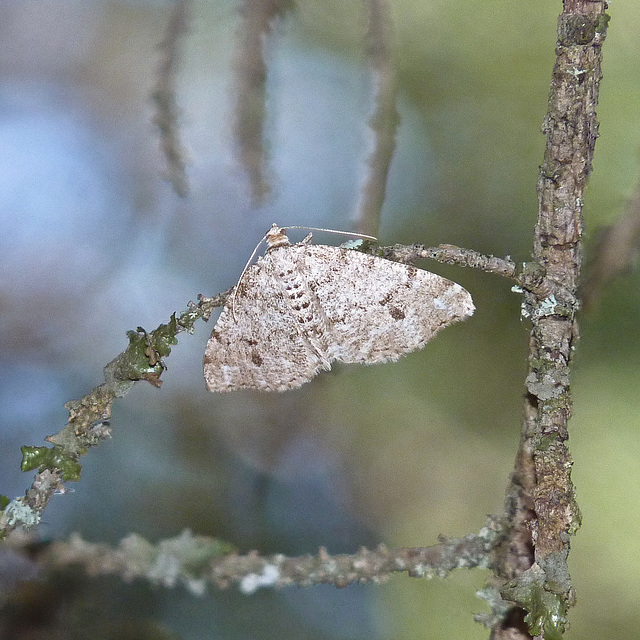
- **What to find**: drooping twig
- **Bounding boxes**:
[490,4,609,640]
[153,0,191,197]
[232,0,293,206]
[354,0,399,237]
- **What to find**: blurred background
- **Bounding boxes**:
[1,0,639,638]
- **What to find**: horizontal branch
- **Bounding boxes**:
[382,243,517,279]
[33,520,504,594]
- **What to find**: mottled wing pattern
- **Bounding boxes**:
[203,254,329,392]
[290,245,475,364]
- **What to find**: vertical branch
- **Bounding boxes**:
[233,0,293,206]
[494,3,609,639]
[354,0,399,237]
[153,0,191,198]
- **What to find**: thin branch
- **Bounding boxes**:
[491,4,609,640]
[382,243,517,279]
[28,520,505,594]
[0,292,229,538]
[354,0,399,237]
[153,0,191,198]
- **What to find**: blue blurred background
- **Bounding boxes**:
[1,1,639,638]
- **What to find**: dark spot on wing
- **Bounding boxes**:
[378,292,405,319]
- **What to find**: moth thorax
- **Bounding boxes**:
[265,225,291,250]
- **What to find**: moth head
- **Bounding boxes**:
[265,224,291,250]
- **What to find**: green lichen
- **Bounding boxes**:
[596,12,610,36]
[0,495,9,511]
[104,316,179,386]
[536,432,559,451]
[21,445,82,481]
[152,313,179,358]
[124,328,164,373]
[502,568,569,640]
[524,587,567,640]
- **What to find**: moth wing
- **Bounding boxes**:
[204,257,327,392]
[292,245,474,364]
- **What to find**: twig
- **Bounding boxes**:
[382,243,517,279]
[354,0,399,237]
[29,520,504,594]
[0,292,229,538]
[153,0,191,197]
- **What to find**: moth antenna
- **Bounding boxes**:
[284,225,378,242]
[231,230,270,322]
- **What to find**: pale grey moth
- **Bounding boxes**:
[204,225,474,392]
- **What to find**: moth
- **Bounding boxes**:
[204,225,474,392]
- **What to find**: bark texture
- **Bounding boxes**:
[492,3,609,639]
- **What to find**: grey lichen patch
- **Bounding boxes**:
[537,550,574,598]
[407,564,437,579]
[136,529,234,590]
[1,499,41,529]
[535,432,559,451]
[61,530,235,592]
[239,564,281,595]
[475,585,514,629]
[536,295,558,317]
[525,371,569,401]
